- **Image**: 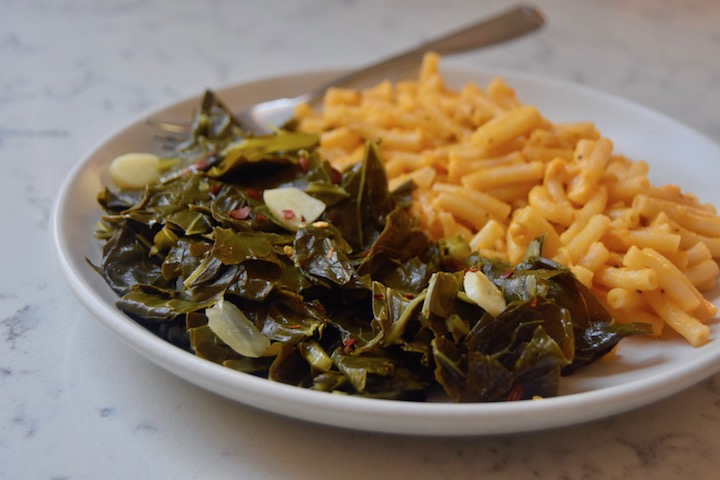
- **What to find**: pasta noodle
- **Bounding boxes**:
[294,52,720,347]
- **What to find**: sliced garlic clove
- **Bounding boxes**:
[109,153,161,189]
[263,187,326,231]
[463,270,507,317]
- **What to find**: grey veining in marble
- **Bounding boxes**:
[2,0,720,478]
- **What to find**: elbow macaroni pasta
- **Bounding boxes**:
[294,52,720,347]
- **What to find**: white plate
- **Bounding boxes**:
[50,65,720,436]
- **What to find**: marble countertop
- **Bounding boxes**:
[3,0,720,478]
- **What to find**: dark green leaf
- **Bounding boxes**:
[206,131,318,179]
[211,227,280,266]
[292,224,357,287]
[100,225,168,295]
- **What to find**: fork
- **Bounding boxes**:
[148,4,544,137]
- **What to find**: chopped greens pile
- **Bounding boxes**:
[93,91,650,402]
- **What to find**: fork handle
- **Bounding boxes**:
[301,4,545,104]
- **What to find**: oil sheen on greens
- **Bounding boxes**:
[92,91,651,402]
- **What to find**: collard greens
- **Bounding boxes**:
[93,91,651,402]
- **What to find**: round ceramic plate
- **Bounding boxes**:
[50,64,720,436]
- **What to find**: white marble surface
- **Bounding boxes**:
[2,0,720,478]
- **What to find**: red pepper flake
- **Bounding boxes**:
[229,206,252,220]
[326,246,335,259]
[500,269,515,279]
[288,325,302,329]
[256,213,267,222]
[209,183,222,195]
[343,338,358,351]
[329,166,342,184]
[281,209,295,220]
[298,156,310,173]
[327,210,342,225]
[507,384,524,401]
[373,293,385,300]
[309,300,326,312]
[246,188,263,200]
[192,152,217,171]
[403,293,415,299]
[530,297,538,308]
